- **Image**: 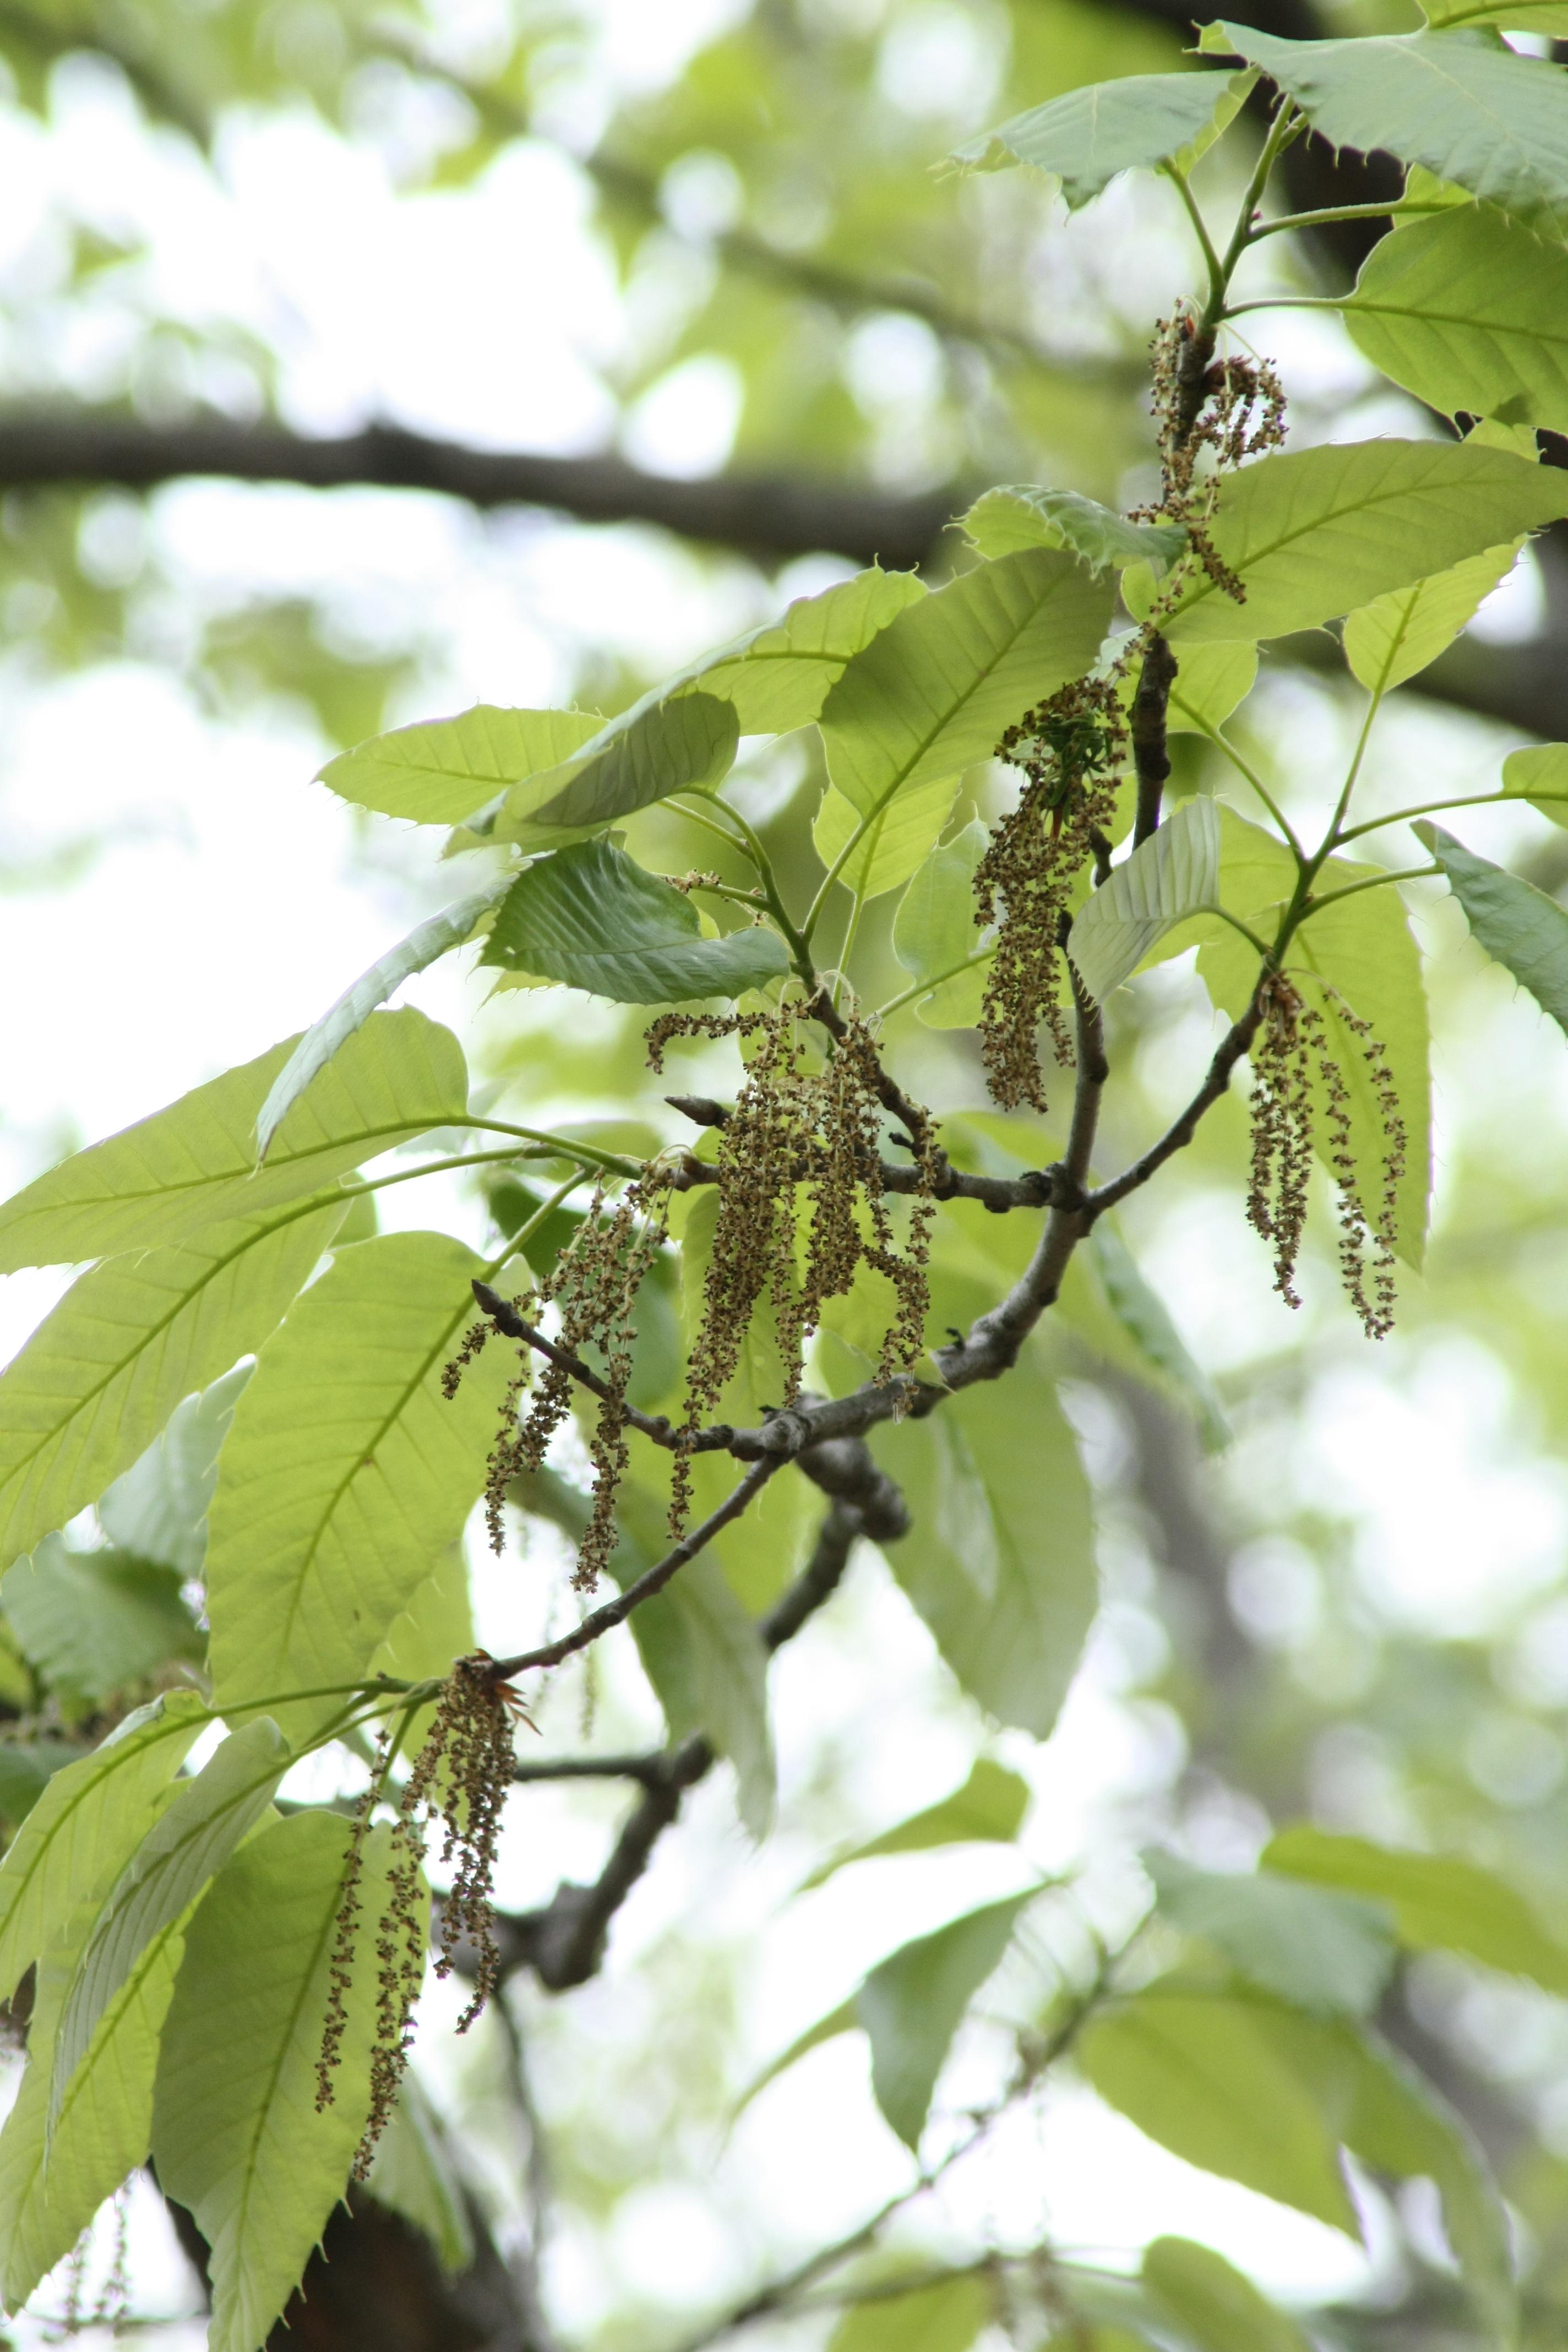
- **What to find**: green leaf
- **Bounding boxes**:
[0,1895,186,2310]
[3,1536,202,1708]
[1141,2238,1311,2352]
[257,889,507,1162]
[1418,818,1568,1034]
[367,2075,475,2277]
[857,1893,1033,2147]
[1504,741,1568,829]
[1343,539,1523,693]
[153,1811,396,2352]
[318,705,602,825]
[1077,1989,1360,2233]
[872,1348,1097,1739]
[52,1718,290,2127]
[205,1232,511,1747]
[951,70,1255,207]
[1161,439,1568,644]
[828,2274,990,2352]
[1198,23,1568,242]
[962,486,1188,574]
[820,549,1115,818]
[1166,643,1259,736]
[804,1760,1030,1890]
[1344,205,1568,435]
[97,1362,253,1580]
[482,839,790,1003]
[1264,1826,1568,1991]
[0,1201,345,1574]
[0,1692,206,2000]
[0,1009,466,1271]
[503,691,739,836]
[891,819,992,1029]
[814,772,960,901]
[1087,1224,1230,1451]
[1145,1852,1395,2016]
[1422,0,1568,25]
[692,567,928,733]
[734,1998,859,2117]
[1069,798,1221,1004]
[0,1744,79,1831]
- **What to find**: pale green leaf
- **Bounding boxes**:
[962,486,1188,573]
[1504,741,1568,827]
[1146,1851,1395,2015]
[857,1892,1033,2147]
[1418,818,1568,1034]
[1141,2237,1311,2352]
[97,1362,253,1580]
[820,550,1115,817]
[205,1232,511,1747]
[1077,1989,1360,2233]
[804,1760,1030,1891]
[482,839,789,1003]
[891,819,992,1029]
[734,1999,859,2118]
[0,1693,206,2000]
[319,706,601,825]
[52,1718,289,2127]
[1343,540,1523,692]
[1087,1224,1230,1451]
[367,2075,475,2276]
[0,1008,466,1271]
[502,691,739,837]
[0,1201,345,1574]
[1199,23,1568,242]
[1161,439,1568,644]
[153,1811,396,2352]
[1069,798,1221,1003]
[693,567,928,733]
[0,1896,186,2311]
[951,70,1255,207]
[1265,1826,1568,1991]
[3,1536,202,1707]
[814,772,960,900]
[1344,205,1568,434]
[257,889,506,1162]
[1166,643,1259,736]
[829,2274,990,2352]
[872,1347,1097,1738]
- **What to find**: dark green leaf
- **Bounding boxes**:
[503,691,739,835]
[1145,1850,1396,2015]
[857,1893,1033,2147]
[952,71,1255,208]
[483,839,790,1003]
[0,1741,77,1829]
[3,1537,203,1707]
[367,2076,475,2277]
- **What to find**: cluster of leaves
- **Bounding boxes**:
[14,10,1568,2349]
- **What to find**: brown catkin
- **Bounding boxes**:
[1140,312,1287,607]
[976,676,1126,1112]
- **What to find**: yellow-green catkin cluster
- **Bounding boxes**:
[1246,974,1404,1339]
[319,1660,519,2179]
[447,1173,673,1588]
[647,1005,936,1530]
[975,676,1127,1111]
[1142,310,1286,603]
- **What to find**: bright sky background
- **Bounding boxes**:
[3,6,1567,2343]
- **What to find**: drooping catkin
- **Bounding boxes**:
[975,676,1126,1112]
[1245,973,1405,1338]
[1141,311,1286,605]
[318,1659,521,2180]
[648,1003,936,1529]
